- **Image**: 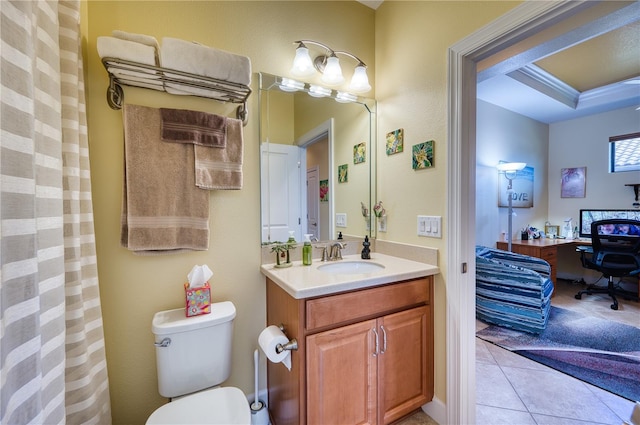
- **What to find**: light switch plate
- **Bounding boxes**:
[417,215,442,238]
[336,213,347,228]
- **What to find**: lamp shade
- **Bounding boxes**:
[496,162,526,172]
[321,56,344,85]
[290,45,315,77]
[348,65,371,93]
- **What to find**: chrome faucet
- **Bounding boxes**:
[328,242,346,261]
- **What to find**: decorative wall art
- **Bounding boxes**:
[353,142,366,164]
[319,179,329,202]
[412,140,434,169]
[386,128,404,155]
[338,164,348,183]
[561,167,586,198]
[498,164,534,208]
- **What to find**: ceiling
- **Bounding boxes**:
[477,2,640,124]
[360,1,640,124]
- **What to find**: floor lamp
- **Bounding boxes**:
[497,162,526,252]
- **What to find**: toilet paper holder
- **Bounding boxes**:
[276,324,298,353]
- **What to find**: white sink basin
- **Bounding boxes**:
[317,261,385,275]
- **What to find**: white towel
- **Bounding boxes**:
[160,37,251,98]
[97,36,161,82]
[112,30,160,51]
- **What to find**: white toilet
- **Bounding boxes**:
[147,301,251,424]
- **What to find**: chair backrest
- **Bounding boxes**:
[589,219,640,274]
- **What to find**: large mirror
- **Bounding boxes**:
[259,72,376,244]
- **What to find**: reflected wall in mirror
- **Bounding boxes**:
[259,73,376,244]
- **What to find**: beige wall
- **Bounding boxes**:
[83,1,521,423]
[374,0,519,403]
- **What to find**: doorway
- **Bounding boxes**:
[446,2,602,423]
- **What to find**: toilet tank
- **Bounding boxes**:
[152,301,236,398]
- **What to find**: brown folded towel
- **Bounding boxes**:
[194,117,243,190]
[121,104,209,254]
[160,108,227,148]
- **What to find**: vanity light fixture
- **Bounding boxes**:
[308,85,332,98]
[290,40,371,93]
[335,91,358,103]
[497,162,526,252]
[279,78,305,92]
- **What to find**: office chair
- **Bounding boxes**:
[575,219,640,310]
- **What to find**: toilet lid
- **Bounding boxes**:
[146,387,251,425]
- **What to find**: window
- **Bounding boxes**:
[609,132,640,173]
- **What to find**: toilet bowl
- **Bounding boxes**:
[146,387,250,424]
[147,302,251,424]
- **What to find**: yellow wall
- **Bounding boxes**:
[83,1,519,423]
[374,0,519,402]
[85,2,373,424]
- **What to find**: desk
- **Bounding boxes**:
[496,238,590,285]
[496,238,640,297]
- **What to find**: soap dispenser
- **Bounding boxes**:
[302,234,313,265]
[287,231,296,244]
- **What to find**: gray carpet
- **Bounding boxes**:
[477,306,640,401]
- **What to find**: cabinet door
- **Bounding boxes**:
[306,319,378,425]
[378,306,430,424]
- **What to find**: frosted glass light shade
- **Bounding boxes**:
[349,65,371,93]
[335,91,357,103]
[279,78,304,92]
[321,56,344,85]
[308,85,331,97]
[496,162,526,172]
[290,46,315,77]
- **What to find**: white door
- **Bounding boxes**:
[307,166,320,240]
[260,143,302,243]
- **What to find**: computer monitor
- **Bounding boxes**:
[579,209,640,238]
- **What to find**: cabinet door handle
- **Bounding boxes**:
[372,327,379,357]
[380,325,387,354]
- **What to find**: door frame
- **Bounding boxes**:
[445,2,592,423]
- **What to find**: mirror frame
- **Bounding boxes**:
[259,72,376,244]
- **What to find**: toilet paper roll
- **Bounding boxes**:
[258,325,291,371]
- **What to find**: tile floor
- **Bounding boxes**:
[403,278,640,425]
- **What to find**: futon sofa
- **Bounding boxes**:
[475,246,554,334]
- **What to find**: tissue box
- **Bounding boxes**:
[184,282,211,317]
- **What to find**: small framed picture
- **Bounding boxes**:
[412,140,434,169]
[386,128,404,155]
[561,167,586,198]
[353,142,366,164]
[338,164,348,183]
[545,224,560,238]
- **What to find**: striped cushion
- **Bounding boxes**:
[476,246,554,334]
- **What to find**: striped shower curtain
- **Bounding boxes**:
[1,1,111,424]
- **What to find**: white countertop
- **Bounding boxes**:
[260,253,440,299]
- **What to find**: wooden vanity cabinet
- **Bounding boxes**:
[266,276,434,425]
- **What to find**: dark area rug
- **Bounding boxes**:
[476,306,640,401]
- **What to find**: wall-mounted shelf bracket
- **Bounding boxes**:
[102,57,251,126]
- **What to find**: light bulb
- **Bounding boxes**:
[349,65,371,93]
[321,56,344,86]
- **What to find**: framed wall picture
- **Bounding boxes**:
[386,128,404,155]
[561,167,586,198]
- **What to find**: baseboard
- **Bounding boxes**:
[422,396,446,424]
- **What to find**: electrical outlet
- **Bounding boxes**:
[417,215,442,238]
[378,216,387,232]
[336,213,347,228]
